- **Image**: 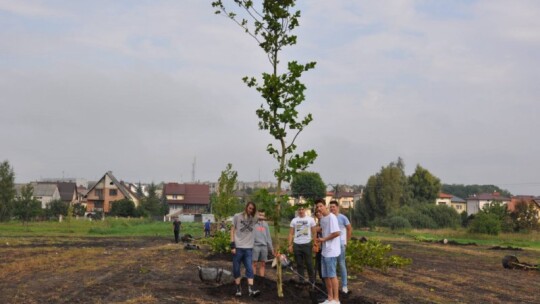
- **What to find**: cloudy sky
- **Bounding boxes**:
[1,0,539,195]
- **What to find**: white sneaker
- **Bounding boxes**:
[319,300,332,304]
[342,286,349,293]
[332,301,341,304]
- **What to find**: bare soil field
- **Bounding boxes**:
[0,236,538,304]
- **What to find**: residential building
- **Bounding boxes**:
[31,183,61,208]
[56,182,79,204]
[508,195,540,220]
[84,171,140,213]
[436,193,453,206]
[436,193,467,213]
[163,183,210,216]
[466,192,510,215]
[450,195,467,213]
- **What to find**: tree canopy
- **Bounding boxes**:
[0,160,16,221]
[407,164,441,204]
[213,163,240,220]
[290,171,325,203]
[13,184,41,224]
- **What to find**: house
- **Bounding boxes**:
[325,191,360,210]
[466,192,510,215]
[508,195,540,220]
[84,171,140,213]
[436,193,453,206]
[56,182,79,204]
[31,183,61,208]
[436,193,467,213]
[163,183,210,216]
[450,195,467,213]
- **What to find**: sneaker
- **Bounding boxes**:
[319,300,332,304]
[342,286,349,294]
[235,290,242,297]
[249,289,260,297]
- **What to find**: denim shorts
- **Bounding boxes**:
[321,256,337,278]
[232,248,254,279]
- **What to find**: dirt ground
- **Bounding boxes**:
[0,236,539,304]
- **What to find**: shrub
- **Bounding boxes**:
[346,239,412,272]
[468,212,501,235]
[109,199,137,217]
[201,231,231,254]
[460,211,470,227]
[387,216,411,231]
[393,206,437,229]
[419,204,460,229]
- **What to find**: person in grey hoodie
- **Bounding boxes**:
[231,201,261,297]
[252,209,274,278]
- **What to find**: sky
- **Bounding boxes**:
[1,0,539,195]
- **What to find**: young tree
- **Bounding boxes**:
[212,1,317,296]
[72,203,87,217]
[510,200,540,232]
[290,171,325,204]
[214,163,240,221]
[139,183,161,216]
[45,199,69,219]
[13,184,41,226]
[0,160,16,221]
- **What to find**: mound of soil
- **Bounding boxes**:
[203,276,376,304]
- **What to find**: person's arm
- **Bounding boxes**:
[346,223,352,244]
[287,227,294,253]
[319,231,340,243]
[310,219,317,243]
[266,224,274,254]
[230,222,236,254]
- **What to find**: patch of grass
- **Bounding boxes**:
[0,219,210,238]
[398,228,540,249]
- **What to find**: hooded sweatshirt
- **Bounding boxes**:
[254,221,273,252]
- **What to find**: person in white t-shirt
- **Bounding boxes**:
[329,200,352,294]
[315,199,341,304]
[288,204,316,284]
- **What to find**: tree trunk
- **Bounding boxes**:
[274,179,283,298]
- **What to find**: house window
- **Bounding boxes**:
[109,189,117,196]
[456,205,462,210]
[95,189,103,197]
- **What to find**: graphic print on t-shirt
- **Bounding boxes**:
[294,220,309,238]
[239,219,254,233]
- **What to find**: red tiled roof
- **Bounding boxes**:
[438,192,453,199]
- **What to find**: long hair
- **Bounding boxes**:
[244,201,257,217]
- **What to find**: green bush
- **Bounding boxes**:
[109,199,137,217]
[419,204,460,229]
[201,230,231,254]
[345,239,411,272]
[393,206,437,229]
[468,212,501,235]
[387,216,411,231]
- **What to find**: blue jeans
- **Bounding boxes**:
[337,244,348,288]
[232,248,254,279]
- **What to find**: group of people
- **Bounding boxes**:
[229,199,351,304]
